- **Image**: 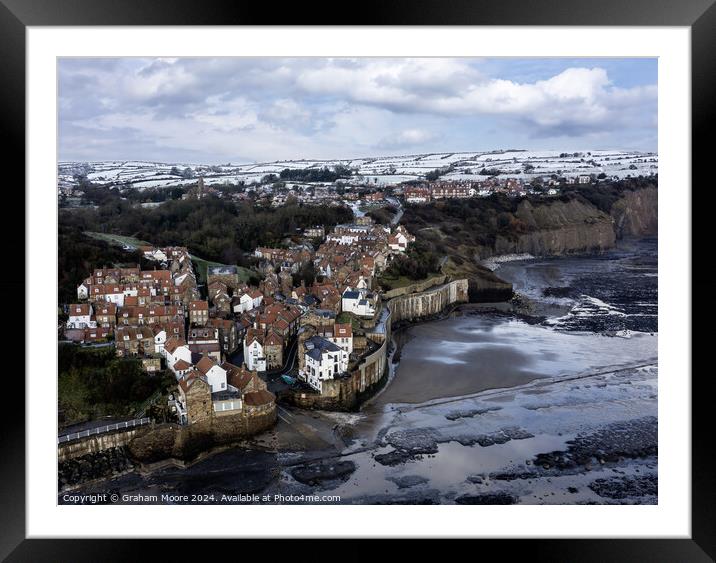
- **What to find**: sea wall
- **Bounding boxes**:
[387,279,469,324]
[59,446,135,490]
[58,427,145,462]
[126,406,276,463]
[466,267,514,302]
[282,281,469,411]
[282,325,390,411]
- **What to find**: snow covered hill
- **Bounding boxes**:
[58,149,657,190]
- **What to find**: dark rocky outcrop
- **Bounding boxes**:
[58,446,134,491]
[290,460,356,485]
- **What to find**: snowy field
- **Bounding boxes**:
[58,149,657,190]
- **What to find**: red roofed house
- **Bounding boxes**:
[67,303,95,329]
[189,300,209,326]
[329,323,353,354]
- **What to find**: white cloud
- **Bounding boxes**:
[58,57,658,161]
[378,128,438,149]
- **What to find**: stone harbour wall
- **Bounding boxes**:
[58,428,145,463]
[387,279,469,324]
[282,282,470,411]
[59,405,277,467]
[126,405,277,463]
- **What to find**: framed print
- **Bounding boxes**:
[3,0,713,559]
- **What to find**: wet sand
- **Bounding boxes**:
[374,314,656,406]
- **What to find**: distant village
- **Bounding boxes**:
[62,210,415,425]
[58,155,658,212]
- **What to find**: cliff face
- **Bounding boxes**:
[485,198,616,259]
[474,188,657,260]
[610,186,658,238]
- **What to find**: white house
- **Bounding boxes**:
[250,290,264,309]
[152,322,184,355]
[164,337,193,375]
[195,356,228,393]
[328,323,353,355]
[300,336,349,392]
[388,232,409,252]
[233,292,255,314]
[76,281,90,300]
[341,287,378,317]
[67,303,96,329]
[243,332,267,372]
[101,287,127,307]
[153,328,168,355]
[143,247,168,262]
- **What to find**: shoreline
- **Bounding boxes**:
[59,240,656,493]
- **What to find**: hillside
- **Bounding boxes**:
[398,180,657,300]
[58,149,658,191]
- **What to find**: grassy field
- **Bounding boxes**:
[191,255,255,285]
[84,231,256,285]
[84,231,151,248]
[336,311,361,332]
[377,271,446,293]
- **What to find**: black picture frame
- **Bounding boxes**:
[2,1,711,559]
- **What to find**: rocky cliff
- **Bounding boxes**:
[610,186,658,238]
[483,198,617,259]
[471,187,656,260]
[426,186,657,301]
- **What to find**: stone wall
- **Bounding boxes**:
[59,405,276,465]
[387,279,469,324]
[281,313,390,412]
[126,405,277,463]
[58,428,144,462]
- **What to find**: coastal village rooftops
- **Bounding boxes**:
[173,359,192,371]
[333,323,352,338]
[95,303,117,315]
[305,335,342,361]
[222,362,254,391]
[116,325,154,340]
[178,370,206,393]
[265,331,284,347]
[69,304,91,316]
[208,265,239,275]
[245,327,264,345]
[164,336,187,354]
[207,318,235,330]
[195,355,218,375]
[243,389,275,406]
[189,300,209,311]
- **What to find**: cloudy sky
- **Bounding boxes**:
[59,57,657,164]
